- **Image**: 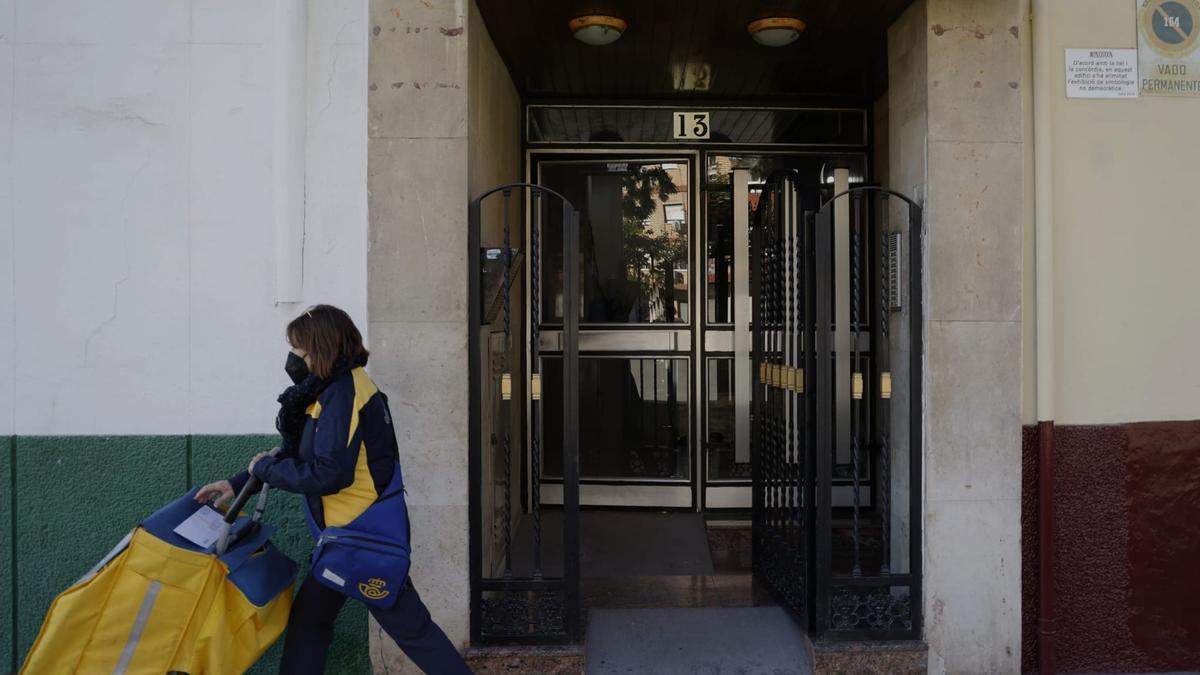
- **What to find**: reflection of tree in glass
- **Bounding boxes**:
[747,156,782,181]
[620,166,687,322]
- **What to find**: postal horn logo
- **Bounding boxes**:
[358,578,390,600]
[1141,0,1200,56]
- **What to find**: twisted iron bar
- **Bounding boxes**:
[501,188,514,577]
[778,200,788,537]
[774,199,785,535]
[850,192,863,578]
[796,187,806,566]
[791,186,804,571]
[784,188,794,549]
[530,188,543,578]
[772,198,782,530]
[754,223,764,536]
[768,205,777,530]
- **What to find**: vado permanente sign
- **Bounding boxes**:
[1137,0,1200,96]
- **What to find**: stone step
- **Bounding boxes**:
[584,607,814,675]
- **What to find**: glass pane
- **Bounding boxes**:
[540,160,690,324]
[705,171,733,324]
[706,358,750,480]
[543,357,690,480]
[705,153,868,184]
[703,153,868,325]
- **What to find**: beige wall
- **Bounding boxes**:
[1030,0,1200,425]
[468,3,521,216]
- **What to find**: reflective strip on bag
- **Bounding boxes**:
[112,580,163,675]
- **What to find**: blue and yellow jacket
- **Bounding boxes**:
[232,367,399,529]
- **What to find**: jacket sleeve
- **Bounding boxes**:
[226,437,300,494]
[251,378,365,495]
[227,470,253,495]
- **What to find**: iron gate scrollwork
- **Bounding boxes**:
[468,184,581,644]
[751,171,813,629]
[751,173,923,640]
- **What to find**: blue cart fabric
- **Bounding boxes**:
[142,488,299,607]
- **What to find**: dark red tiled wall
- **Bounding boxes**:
[1022,421,1200,673]
[1021,425,1039,674]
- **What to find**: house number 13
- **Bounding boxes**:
[673,112,710,140]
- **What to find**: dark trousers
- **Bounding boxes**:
[278,574,473,674]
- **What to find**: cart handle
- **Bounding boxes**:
[215,447,279,555]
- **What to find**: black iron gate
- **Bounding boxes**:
[468,184,580,644]
[751,173,924,640]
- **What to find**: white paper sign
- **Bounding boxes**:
[1137,0,1200,96]
[173,505,227,548]
[1066,48,1139,98]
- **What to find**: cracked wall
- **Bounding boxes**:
[0,1,368,437]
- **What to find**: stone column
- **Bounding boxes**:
[366,0,470,672]
[921,0,1026,672]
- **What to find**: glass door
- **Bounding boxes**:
[533,155,698,508]
[700,152,868,511]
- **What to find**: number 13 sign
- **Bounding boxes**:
[673,111,710,140]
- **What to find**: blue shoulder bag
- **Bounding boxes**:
[304,395,412,609]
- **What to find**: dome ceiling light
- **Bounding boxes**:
[748,17,806,47]
[569,15,627,46]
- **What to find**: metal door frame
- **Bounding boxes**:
[527,150,703,510]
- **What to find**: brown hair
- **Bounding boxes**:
[286,304,369,378]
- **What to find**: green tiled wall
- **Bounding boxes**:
[3,438,13,675]
[5,435,371,675]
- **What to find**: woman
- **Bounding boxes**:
[196,305,471,675]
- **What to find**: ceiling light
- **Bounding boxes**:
[748,17,806,47]
[569,15,627,46]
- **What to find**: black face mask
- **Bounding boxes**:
[285,352,310,385]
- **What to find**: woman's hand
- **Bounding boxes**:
[248,451,273,475]
[194,480,234,507]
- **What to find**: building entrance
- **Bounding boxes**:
[528,111,870,511]
[469,100,923,645]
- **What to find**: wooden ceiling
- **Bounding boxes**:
[475,0,915,102]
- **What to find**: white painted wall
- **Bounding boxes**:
[0,0,368,436]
